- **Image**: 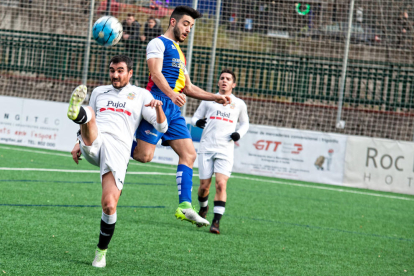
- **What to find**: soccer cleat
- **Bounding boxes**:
[198,205,209,219]
[92,248,107,268]
[210,221,220,234]
[175,206,210,227]
[67,85,87,120]
[197,206,209,228]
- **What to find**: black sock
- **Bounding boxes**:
[198,195,209,212]
[73,106,88,124]
[213,201,226,224]
[97,219,116,250]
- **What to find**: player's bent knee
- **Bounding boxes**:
[198,186,210,195]
[133,152,153,163]
[102,201,117,215]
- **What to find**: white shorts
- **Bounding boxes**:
[198,152,233,180]
[78,130,129,190]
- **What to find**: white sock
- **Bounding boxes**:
[101,210,117,224]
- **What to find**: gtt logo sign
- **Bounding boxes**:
[253,140,303,154]
[253,140,282,151]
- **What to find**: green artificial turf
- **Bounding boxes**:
[0,144,413,275]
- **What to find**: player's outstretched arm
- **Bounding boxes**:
[143,98,168,133]
[183,74,231,106]
[147,58,186,107]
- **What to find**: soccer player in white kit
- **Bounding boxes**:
[191,69,249,234]
[67,55,168,268]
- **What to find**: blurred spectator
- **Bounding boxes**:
[141,16,162,43]
[229,13,237,31]
[244,15,253,32]
[396,11,412,48]
[122,14,141,62]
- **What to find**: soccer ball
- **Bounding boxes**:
[92,16,123,47]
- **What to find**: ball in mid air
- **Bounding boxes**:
[92,16,123,47]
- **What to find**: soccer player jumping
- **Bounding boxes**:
[68,55,168,267]
[192,69,249,234]
[131,6,231,226]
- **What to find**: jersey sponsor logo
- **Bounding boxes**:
[145,130,158,137]
[104,90,111,93]
[210,116,233,123]
[171,58,186,70]
[127,92,136,100]
[99,107,132,116]
[118,178,124,184]
[216,110,231,118]
[107,101,126,108]
[230,102,236,109]
[171,45,176,49]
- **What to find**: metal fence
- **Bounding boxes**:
[0,0,413,140]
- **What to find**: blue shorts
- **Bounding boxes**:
[136,94,191,146]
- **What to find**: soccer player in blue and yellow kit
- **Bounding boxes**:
[132,6,231,227]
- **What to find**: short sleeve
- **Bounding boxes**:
[88,88,98,113]
[146,38,165,60]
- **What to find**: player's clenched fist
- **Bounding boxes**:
[171,93,186,107]
[145,99,164,108]
[214,94,232,106]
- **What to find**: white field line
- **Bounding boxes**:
[0,167,413,201]
[0,167,177,175]
[0,145,177,171]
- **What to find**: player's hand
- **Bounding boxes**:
[71,142,82,164]
[171,93,186,107]
[214,95,231,106]
[145,99,163,108]
[196,118,207,129]
[230,132,240,142]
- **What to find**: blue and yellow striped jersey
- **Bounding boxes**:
[146,36,187,98]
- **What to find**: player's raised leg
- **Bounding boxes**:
[210,172,229,234]
[67,85,98,145]
[169,138,209,227]
[92,171,122,268]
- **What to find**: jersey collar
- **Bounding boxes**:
[161,35,179,44]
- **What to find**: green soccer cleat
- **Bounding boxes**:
[175,203,210,227]
[92,248,107,268]
[67,85,87,120]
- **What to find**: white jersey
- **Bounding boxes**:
[89,83,161,151]
[191,94,249,157]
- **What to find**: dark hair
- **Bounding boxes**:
[127,13,134,17]
[220,68,236,83]
[169,6,202,26]
[147,16,156,22]
[109,55,133,71]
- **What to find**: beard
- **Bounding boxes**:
[111,78,127,89]
[173,25,184,42]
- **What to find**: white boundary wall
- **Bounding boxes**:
[1,96,413,195]
[343,136,414,195]
[0,96,79,152]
